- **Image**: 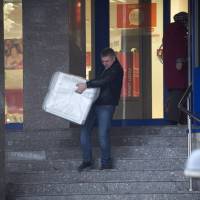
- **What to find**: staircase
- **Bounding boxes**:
[5,126,200,200]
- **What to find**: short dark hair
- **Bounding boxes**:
[100,47,116,58]
[174,12,188,23]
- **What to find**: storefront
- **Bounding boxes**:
[3,0,200,129]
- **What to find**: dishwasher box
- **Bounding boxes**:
[42,72,100,125]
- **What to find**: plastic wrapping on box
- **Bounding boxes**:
[42,72,100,125]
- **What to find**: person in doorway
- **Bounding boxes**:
[163,12,188,124]
[5,43,23,69]
[76,47,123,171]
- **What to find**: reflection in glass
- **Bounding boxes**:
[4,1,23,124]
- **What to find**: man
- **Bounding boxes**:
[76,47,123,171]
[162,12,188,124]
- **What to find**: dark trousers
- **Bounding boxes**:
[166,89,187,124]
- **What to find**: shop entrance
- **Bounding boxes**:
[109,0,164,120]
[3,0,189,127]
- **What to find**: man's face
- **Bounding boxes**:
[101,56,115,69]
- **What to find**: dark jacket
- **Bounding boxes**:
[86,60,123,105]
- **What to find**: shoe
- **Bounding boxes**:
[78,161,92,172]
[100,163,113,170]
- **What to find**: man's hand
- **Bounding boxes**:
[76,83,87,94]
[176,62,183,71]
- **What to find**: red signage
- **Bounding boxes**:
[86,52,91,66]
[5,89,23,114]
[117,3,157,29]
[117,52,132,97]
[117,51,140,97]
[132,51,140,97]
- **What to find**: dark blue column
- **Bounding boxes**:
[163,0,170,31]
[191,0,200,123]
[92,0,109,76]
[163,0,171,120]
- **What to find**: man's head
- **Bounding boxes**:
[100,48,116,69]
[174,12,188,27]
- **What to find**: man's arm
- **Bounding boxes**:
[76,67,121,93]
[86,68,119,88]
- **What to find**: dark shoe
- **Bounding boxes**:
[78,161,92,172]
[100,163,113,170]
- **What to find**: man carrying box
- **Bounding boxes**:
[76,47,123,171]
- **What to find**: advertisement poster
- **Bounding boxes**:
[117,3,157,29]
[4,39,23,123]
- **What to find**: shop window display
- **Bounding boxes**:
[4,1,23,124]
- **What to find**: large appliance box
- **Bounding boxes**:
[42,72,99,125]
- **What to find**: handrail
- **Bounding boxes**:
[178,83,200,191]
[178,83,200,123]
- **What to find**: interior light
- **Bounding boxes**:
[117,0,127,3]
[77,2,81,7]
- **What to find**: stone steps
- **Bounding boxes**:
[5,125,197,199]
[14,193,200,200]
[6,181,191,196]
[7,170,187,184]
[6,146,188,162]
[6,135,187,150]
[5,125,187,140]
[6,158,186,173]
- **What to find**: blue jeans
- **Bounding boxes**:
[80,105,115,165]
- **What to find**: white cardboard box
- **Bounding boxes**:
[42,72,100,125]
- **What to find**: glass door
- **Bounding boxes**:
[110,0,163,119]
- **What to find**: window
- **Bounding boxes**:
[85,0,92,80]
[4,0,23,123]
